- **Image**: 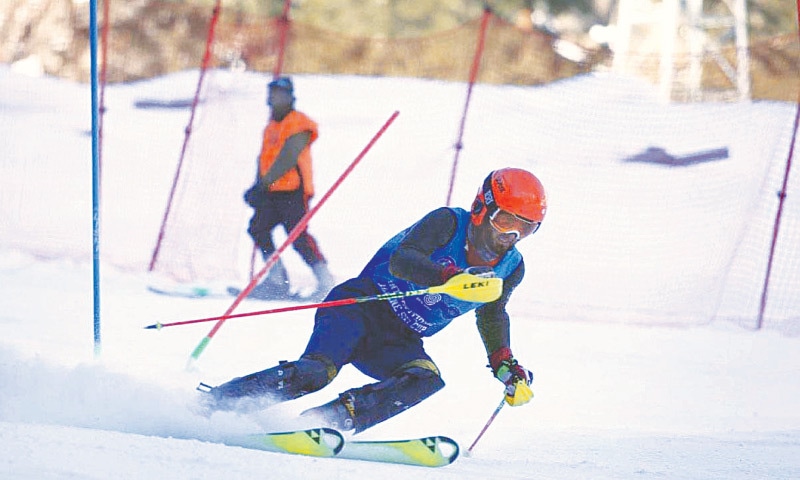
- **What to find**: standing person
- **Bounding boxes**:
[242,76,334,301]
[205,168,545,433]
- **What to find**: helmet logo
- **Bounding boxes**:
[484,188,495,207]
[494,176,507,194]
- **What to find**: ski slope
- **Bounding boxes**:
[1,65,799,479]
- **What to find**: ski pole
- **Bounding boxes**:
[145,273,502,330]
[186,111,399,368]
[467,396,506,454]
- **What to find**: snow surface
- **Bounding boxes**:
[1,65,799,479]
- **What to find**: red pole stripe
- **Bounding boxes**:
[149,1,222,272]
[446,8,492,206]
[274,0,293,78]
[756,0,800,329]
[253,0,292,278]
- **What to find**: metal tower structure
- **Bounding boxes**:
[612,0,750,102]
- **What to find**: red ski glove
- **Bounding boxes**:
[439,264,463,283]
[489,347,533,406]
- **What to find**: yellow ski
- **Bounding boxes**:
[225,429,459,467]
[226,428,344,457]
[337,435,460,467]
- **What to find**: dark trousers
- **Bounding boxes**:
[303,277,435,381]
[247,189,325,266]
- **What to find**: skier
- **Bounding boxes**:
[243,76,334,301]
[203,167,546,433]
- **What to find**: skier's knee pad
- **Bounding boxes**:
[339,359,445,432]
[396,358,441,377]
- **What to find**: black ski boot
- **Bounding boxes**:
[199,355,337,413]
[300,362,444,433]
[300,392,357,431]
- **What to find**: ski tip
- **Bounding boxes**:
[436,436,460,464]
[196,382,214,393]
[321,428,345,455]
[340,434,460,467]
[226,287,241,297]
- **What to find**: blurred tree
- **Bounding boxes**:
[161,0,796,40]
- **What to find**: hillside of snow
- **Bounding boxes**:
[1,65,799,479]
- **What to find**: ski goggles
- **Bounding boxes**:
[489,209,541,240]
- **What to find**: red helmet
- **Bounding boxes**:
[471,168,547,226]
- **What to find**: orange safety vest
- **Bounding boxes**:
[258,110,318,196]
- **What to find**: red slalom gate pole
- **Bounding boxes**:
[445,7,491,206]
[186,111,400,368]
[756,0,800,329]
[273,0,292,78]
[250,0,293,276]
[149,0,223,273]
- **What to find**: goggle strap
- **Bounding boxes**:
[482,173,497,216]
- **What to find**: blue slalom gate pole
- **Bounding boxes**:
[90,0,101,356]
